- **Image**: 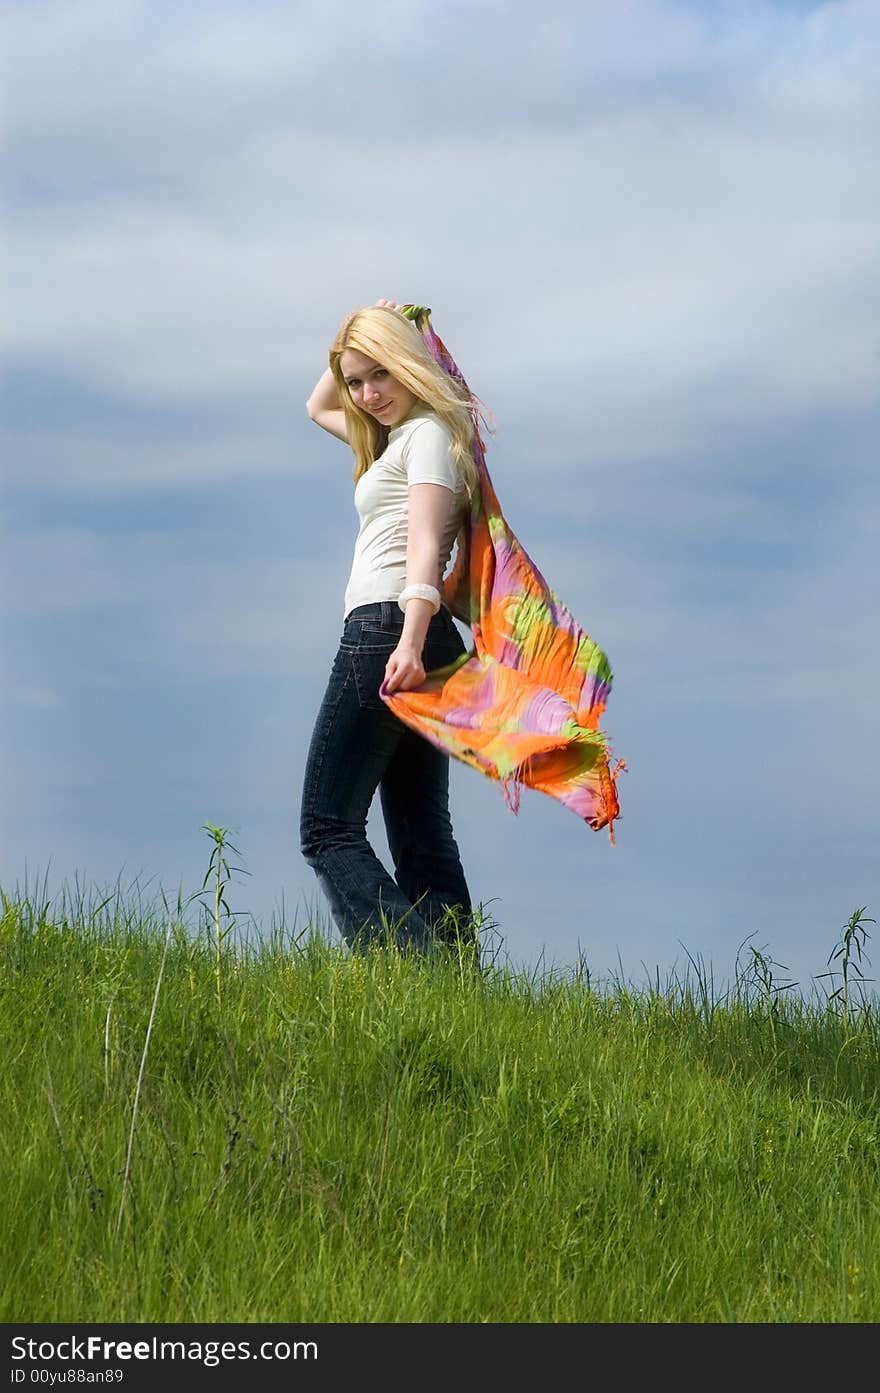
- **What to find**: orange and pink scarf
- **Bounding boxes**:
[379,306,624,841]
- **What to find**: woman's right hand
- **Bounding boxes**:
[374,298,400,311]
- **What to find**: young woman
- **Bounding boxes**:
[300,298,480,956]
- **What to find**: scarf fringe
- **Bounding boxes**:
[501,773,523,815]
[604,757,628,846]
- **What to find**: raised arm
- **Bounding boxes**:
[307,301,403,443]
[306,366,348,443]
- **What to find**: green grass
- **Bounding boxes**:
[1,869,878,1324]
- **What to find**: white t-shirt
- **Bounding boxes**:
[343,405,470,619]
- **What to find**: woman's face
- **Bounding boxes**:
[339,348,418,427]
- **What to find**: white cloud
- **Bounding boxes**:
[4,125,877,422]
[2,0,877,427]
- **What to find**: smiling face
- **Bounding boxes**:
[339,348,419,428]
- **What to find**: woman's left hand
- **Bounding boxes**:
[383,643,425,695]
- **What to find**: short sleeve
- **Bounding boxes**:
[402,418,460,492]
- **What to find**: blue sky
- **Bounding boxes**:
[2,0,878,995]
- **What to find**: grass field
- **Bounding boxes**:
[2,858,877,1324]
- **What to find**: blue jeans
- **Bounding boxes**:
[300,601,474,954]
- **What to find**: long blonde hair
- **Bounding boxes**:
[329,305,480,498]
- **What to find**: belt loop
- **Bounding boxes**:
[381,599,392,628]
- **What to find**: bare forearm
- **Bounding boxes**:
[306,366,341,416]
[384,481,451,695]
[401,541,442,649]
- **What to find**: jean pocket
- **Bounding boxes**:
[350,649,393,711]
[360,623,404,647]
[340,621,399,654]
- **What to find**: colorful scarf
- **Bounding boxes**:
[379,306,625,842]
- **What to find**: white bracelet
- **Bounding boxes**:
[398,583,441,614]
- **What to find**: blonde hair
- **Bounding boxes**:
[329,306,480,499]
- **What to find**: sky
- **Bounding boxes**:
[2,0,878,998]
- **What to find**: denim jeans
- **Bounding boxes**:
[300,601,474,955]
